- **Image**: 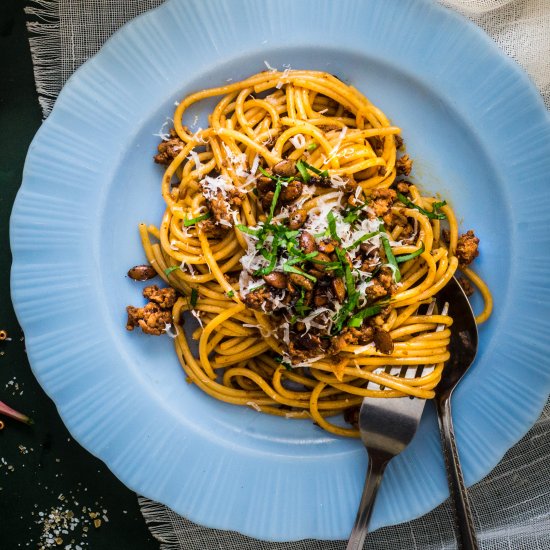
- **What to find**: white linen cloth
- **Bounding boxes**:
[24,1,550,548]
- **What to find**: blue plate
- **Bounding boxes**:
[11,0,550,541]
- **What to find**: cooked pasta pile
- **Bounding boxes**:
[128,70,492,437]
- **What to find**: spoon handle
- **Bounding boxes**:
[436,396,479,550]
[346,455,388,550]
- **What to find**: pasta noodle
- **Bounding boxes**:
[128,70,492,438]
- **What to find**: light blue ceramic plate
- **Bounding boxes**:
[11,0,550,541]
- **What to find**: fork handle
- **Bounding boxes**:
[436,396,479,550]
[346,454,388,550]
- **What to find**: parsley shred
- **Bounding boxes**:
[397,192,447,220]
[183,212,212,226]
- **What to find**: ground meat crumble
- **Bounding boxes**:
[126,285,177,335]
[153,129,185,165]
[396,154,413,176]
[456,230,479,266]
[206,186,244,226]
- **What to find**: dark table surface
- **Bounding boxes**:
[1,2,159,548]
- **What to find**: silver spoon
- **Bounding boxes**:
[435,276,479,550]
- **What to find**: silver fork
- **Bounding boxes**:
[347,303,448,550]
[346,393,427,550]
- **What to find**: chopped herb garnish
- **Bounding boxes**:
[164,266,180,275]
[396,192,447,220]
[332,292,359,334]
[190,288,199,308]
[345,230,379,250]
[306,142,318,152]
[285,250,319,264]
[294,288,311,316]
[183,212,211,226]
[310,258,340,269]
[254,236,280,276]
[227,290,235,298]
[299,159,329,178]
[432,200,447,217]
[296,160,311,183]
[342,203,366,224]
[395,242,425,263]
[236,224,262,236]
[259,166,295,183]
[327,211,341,243]
[274,355,292,370]
[380,233,401,282]
[283,263,317,282]
[334,248,354,298]
[347,304,383,328]
[267,180,282,223]
[258,166,276,181]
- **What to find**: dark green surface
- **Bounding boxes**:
[0,2,159,548]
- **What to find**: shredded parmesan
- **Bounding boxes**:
[323,127,348,165]
[289,133,306,149]
[247,401,262,412]
[188,150,202,171]
[164,323,179,339]
[190,309,204,327]
[153,119,170,141]
[201,174,233,200]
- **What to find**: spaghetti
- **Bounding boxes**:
[127,70,492,438]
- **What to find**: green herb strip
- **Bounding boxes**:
[254,235,280,276]
[396,192,447,220]
[274,355,292,370]
[283,263,317,282]
[380,234,401,282]
[236,224,261,236]
[300,159,329,178]
[332,292,359,334]
[334,248,354,297]
[347,304,383,328]
[342,203,366,225]
[267,180,283,223]
[295,160,311,183]
[329,244,363,332]
[190,288,199,308]
[164,266,180,276]
[306,143,318,152]
[310,258,341,269]
[345,230,379,251]
[183,212,212,226]
[395,242,425,263]
[294,288,311,316]
[327,211,341,243]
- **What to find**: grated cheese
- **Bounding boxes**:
[323,127,348,165]
[289,133,306,149]
[188,150,202,171]
[329,174,349,188]
[201,174,233,200]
